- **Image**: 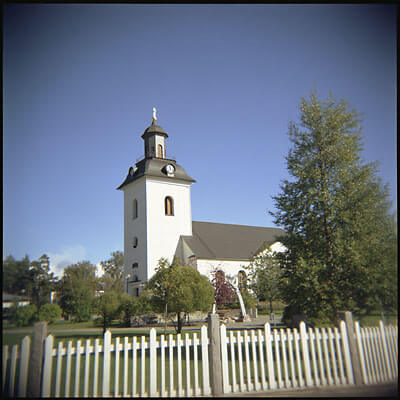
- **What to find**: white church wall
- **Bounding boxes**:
[270,241,286,253]
[123,178,148,294]
[146,178,193,279]
[196,259,251,281]
[195,241,286,282]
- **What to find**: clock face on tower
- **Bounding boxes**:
[165,164,175,175]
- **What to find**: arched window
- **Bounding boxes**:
[132,199,138,219]
[132,263,138,269]
[157,144,163,158]
[165,196,174,216]
[132,237,138,248]
[238,270,247,291]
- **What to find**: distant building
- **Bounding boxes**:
[3,293,31,309]
[118,111,285,296]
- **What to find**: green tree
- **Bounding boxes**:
[58,261,98,322]
[3,255,33,297]
[30,254,58,309]
[10,304,38,327]
[119,292,152,327]
[147,258,214,333]
[271,91,397,324]
[39,303,62,324]
[246,245,282,313]
[99,251,124,292]
[94,291,121,334]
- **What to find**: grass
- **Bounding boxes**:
[354,312,398,327]
[2,322,203,347]
[257,301,286,316]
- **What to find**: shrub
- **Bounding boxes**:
[39,303,62,324]
[10,304,38,327]
[119,292,153,327]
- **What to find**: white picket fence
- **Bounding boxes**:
[3,326,211,397]
[2,320,398,397]
[220,321,355,394]
[355,321,398,385]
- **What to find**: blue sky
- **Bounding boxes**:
[3,4,397,277]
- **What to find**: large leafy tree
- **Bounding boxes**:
[246,244,282,313]
[29,254,57,308]
[271,92,397,324]
[3,255,33,296]
[3,254,57,307]
[99,251,124,292]
[147,258,214,333]
[58,261,98,322]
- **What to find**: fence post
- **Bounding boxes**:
[299,322,313,387]
[41,335,54,397]
[338,311,363,385]
[208,313,223,396]
[264,323,277,389]
[102,330,111,397]
[17,336,31,397]
[379,321,393,381]
[220,324,230,393]
[149,328,157,397]
[27,321,48,397]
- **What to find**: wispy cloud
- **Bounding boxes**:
[47,245,88,278]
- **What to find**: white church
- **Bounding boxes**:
[118,110,285,296]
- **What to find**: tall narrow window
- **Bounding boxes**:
[157,144,163,158]
[165,196,174,216]
[132,199,138,219]
[132,237,138,248]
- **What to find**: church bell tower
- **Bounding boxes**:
[117,109,195,296]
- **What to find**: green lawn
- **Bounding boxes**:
[2,323,203,346]
[354,312,398,327]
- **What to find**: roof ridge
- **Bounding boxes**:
[192,220,283,230]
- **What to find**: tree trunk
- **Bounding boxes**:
[269,298,273,314]
[103,315,107,336]
[177,312,182,334]
[164,303,168,335]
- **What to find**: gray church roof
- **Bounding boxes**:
[180,221,285,261]
[117,158,195,190]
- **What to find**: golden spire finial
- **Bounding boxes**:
[152,107,157,121]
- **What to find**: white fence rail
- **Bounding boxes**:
[2,320,397,397]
